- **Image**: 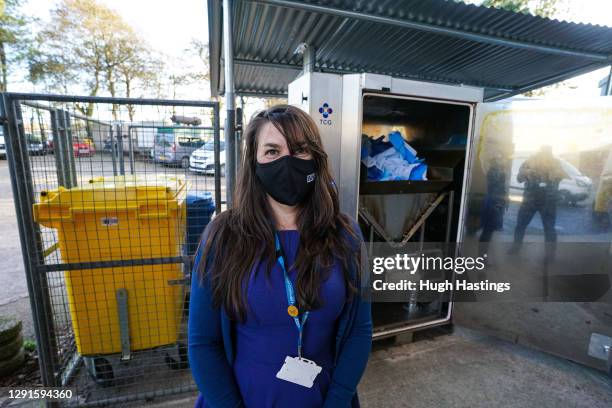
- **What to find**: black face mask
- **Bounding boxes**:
[255,155,317,206]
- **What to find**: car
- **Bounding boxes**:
[73,138,96,157]
[189,141,226,176]
[44,139,54,154]
[153,128,208,168]
[0,133,6,159]
[26,134,46,156]
[510,156,592,206]
[102,138,116,154]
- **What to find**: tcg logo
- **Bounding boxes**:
[318,103,333,125]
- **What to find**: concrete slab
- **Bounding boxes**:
[0,160,28,306]
[357,327,612,408]
[119,327,612,408]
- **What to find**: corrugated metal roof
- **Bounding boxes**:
[208,0,612,101]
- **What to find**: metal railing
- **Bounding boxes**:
[1,93,224,406]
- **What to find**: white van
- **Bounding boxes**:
[0,129,6,159]
[509,155,593,205]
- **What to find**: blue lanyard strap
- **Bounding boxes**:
[275,232,309,358]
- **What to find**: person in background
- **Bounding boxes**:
[593,149,612,231]
[479,151,509,257]
[510,145,568,259]
[188,105,372,408]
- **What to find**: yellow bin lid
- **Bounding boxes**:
[33,175,187,224]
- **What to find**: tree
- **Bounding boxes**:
[0,0,32,91]
[29,0,159,118]
[480,0,530,14]
[116,43,161,120]
[188,39,210,83]
[165,39,210,100]
[480,0,563,17]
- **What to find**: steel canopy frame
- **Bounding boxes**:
[250,0,611,62]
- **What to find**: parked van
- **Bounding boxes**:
[26,134,46,156]
[153,127,209,168]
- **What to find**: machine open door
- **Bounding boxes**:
[332,73,485,338]
[455,97,612,373]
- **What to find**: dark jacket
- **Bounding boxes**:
[188,219,372,408]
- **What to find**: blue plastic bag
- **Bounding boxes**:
[360,131,428,181]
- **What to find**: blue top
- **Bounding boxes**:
[188,220,372,408]
[233,230,344,407]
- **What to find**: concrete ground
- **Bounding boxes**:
[0,157,36,340]
[131,326,612,408]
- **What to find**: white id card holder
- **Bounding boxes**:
[276,356,322,388]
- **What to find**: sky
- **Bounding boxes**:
[12,0,612,110]
[21,0,208,71]
[18,0,211,95]
[17,0,273,119]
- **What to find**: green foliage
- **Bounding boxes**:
[0,0,33,91]
[480,0,563,18]
[481,0,530,14]
[23,339,36,352]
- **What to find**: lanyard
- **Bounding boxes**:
[275,232,309,358]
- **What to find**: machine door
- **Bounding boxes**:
[347,78,479,337]
[456,97,612,373]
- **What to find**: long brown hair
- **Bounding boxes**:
[197,104,361,322]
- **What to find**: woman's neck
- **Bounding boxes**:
[267,195,298,230]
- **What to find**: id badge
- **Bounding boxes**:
[276,356,322,388]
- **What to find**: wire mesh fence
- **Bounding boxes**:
[2,93,224,406]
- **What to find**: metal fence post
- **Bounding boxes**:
[62,110,78,186]
[223,0,236,208]
[50,109,67,188]
[127,125,135,175]
[1,95,60,390]
[116,124,125,175]
[213,104,222,213]
[56,109,76,187]
[109,125,118,176]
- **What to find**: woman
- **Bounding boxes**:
[188,105,372,408]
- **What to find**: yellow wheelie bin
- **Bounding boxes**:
[33,175,187,362]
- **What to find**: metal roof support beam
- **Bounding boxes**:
[231,57,351,75]
[232,58,301,71]
[236,91,289,98]
[231,57,515,91]
[223,0,237,208]
[248,0,611,62]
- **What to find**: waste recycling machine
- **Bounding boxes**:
[289,72,481,338]
[288,71,612,369]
